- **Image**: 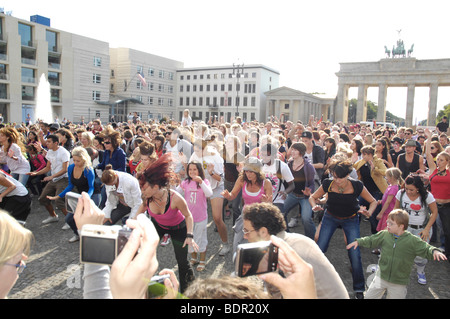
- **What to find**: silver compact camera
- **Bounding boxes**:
[235,241,279,277]
[80,224,132,265]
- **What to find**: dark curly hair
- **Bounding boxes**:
[243,202,286,235]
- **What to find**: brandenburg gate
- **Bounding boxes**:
[334,56,450,126]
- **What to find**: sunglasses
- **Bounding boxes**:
[5,261,27,274]
[104,141,111,144]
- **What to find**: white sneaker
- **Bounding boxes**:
[69,235,80,243]
[42,216,59,224]
[62,223,71,230]
[288,217,298,228]
[219,243,230,256]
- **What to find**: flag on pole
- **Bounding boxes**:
[317,114,323,125]
[137,72,147,87]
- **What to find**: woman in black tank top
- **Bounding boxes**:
[309,158,377,298]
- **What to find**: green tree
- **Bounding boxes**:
[437,103,450,124]
[347,99,402,124]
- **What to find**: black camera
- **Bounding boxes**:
[235,241,278,277]
[80,224,132,265]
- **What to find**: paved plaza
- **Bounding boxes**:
[8,197,450,299]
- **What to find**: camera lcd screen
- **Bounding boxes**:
[81,236,116,265]
[236,243,278,277]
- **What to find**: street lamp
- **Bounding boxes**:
[232,62,244,117]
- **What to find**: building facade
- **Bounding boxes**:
[176,65,279,123]
[1,12,280,124]
[108,48,183,122]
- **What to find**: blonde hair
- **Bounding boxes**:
[71,147,92,170]
[81,131,95,148]
[386,167,404,186]
[184,276,269,299]
[0,211,33,265]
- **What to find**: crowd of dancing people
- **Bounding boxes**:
[1,110,450,299]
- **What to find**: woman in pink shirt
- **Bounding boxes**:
[222,157,272,254]
[136,154,198,293]
[179,161,212,271]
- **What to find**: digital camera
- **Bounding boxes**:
[80,224,132,265]
[235,241,278,277]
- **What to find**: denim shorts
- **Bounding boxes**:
[211,182,224,199]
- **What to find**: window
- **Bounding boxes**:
[148,97,153,105]
[158,84,164,92]
[179,97,183,106]
[199,97,203,106]
[186,97,190,106]
[168,99,173,107]
[148,82,154,91]
[21,68,35,83]
[213,84,217,91]
[158,98,164,106]
[92,91,101,101]
[22,86,35,101]
[192,97,196,106]
[179,85,183,92]
[149,68,155,77]
[168,72,174,80]
[206,85,210,92]
[221,84,225,91]
[18,23,32,47]
[251,97,256,107]
[94,57,102,67]
[93,74,101,84]
[252,72,257,78]
[46,30,57,52]
[159,70,164,79]
[168,85,174,94]
[137,66,143,74]
[48,71,60,86]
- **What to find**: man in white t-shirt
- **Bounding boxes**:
[28,134,70,224]
[260,143,294,212]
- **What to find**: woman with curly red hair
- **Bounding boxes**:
[136,153,198,293]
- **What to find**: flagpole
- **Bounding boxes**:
[124,72,140,92]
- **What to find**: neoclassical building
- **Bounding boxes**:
[264,86,334,124]
[334,57,450,126]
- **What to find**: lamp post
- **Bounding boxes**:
[232,62,244,117]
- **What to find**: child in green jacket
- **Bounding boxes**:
[347,209,447,299]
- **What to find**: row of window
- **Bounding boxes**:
[179,96,256,107]
[180,72,258,80]
[136,81,174,93]
[92,90,173,107]
[181,111,256,122]
[136,66,174,81]
[180,83,257,93]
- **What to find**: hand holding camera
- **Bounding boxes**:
[259,235,317,299]
[109,214,160,299]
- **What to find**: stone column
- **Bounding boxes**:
[428,83,438,126]
[289,99,294,122]
[377,84,388,122]
[299,99,306,123]
[356,84,368,122]
[275,99,280,119]
[265,99,270,120]
[406,84,415,127]
[335,83,349,123]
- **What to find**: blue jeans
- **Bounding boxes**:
[282,193,316,239]
[317,211,365,292]
[359,191,382,234]
[11,173,29,186]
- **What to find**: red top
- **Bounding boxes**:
[429,169,450,200]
